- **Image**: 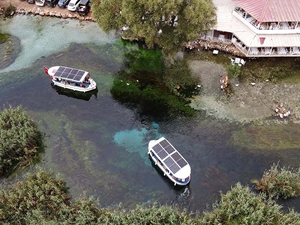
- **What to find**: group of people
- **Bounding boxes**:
[55,78,87,88]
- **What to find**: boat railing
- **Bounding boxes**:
[150,150,189,184]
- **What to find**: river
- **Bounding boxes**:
[0,15,299,212]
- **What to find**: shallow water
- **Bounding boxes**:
[0,15,300,212]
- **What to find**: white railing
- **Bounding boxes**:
[233,10,300,35]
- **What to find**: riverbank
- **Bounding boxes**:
[188,54,300,124]
[1,2,300,125]
[0,0,94,21]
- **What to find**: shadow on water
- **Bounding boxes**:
[51,83,99,101]
[0,16,300,213]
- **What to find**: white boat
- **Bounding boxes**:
[35,0,45,6]
[44,66,97,93]
[148,137,191,186]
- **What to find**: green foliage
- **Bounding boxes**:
[122,40,163,73]
[92,0,216,54]
[0,169,110,224]
[0,33,9,44]
[0,105,43,175]
[200,183,300,225]
[226,64,241,79]
[256,163,300,199]
[0,169,70,223]
[4,4,16,18]
[110,203,196,225]
[111,78,195,119]
[1,171,300,224]
[163,59,201,98]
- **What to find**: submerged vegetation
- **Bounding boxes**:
[256,163,300,199]
[0,105,43,175]
[0,33,9,44]
[111,41,197,119]
[1,170,300,224]
[230,123,300,151]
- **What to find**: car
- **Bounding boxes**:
[58,0,70,8]
[77,0,90,16]
[67,0,81,11]
[27,0,35,3]
[45,0,58,7]
[35,0,45,6]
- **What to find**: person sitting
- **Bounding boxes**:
[80,83,86,88]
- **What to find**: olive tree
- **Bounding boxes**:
[92,0,216,54]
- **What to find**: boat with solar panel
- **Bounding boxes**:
[148,137,191,186]
[43,66,97,93]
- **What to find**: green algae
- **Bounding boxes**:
[0,33,9,44]
[28,110,161,207]
[230,123,300,151]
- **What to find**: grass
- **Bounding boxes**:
[0,33,9,44]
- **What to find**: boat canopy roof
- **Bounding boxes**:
[149,137,191,178]
[53,66,88,83]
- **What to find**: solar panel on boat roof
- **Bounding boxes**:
[153,144,163,153]
[172,152,181,161]
[55,67,86,81]
[156,149,168,160]
[165,145,175,154]
[177,158,187,168]
[169,163,180,174]
[164,156,175,167]
[160,139,169,148]
[57,67,65,72]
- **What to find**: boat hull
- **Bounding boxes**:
[51,79,97,93]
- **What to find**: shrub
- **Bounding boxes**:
[4,4,16,18]
[111,203,196,225]
[256,163,300,199]
[226,64,241,79]
[0,105,43,175]
[0,170,70,223]
[200,183,300,225]
[0,169,111,224]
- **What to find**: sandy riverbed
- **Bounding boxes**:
[189,59,300,124]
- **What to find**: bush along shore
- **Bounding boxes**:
[1,169,300,224]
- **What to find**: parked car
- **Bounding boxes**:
[58,0,70,8]
[45,0,58,7]
[35,0,45,6]
[77,0,90,16]
[27,0,35,3]
[67,0,81,11]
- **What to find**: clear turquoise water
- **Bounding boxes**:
[0,15,299,212]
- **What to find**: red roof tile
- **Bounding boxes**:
[233,0,300,22]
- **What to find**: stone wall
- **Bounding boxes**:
[185,39,246,57]
[14,6,95,21]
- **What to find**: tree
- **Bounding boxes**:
[0,105,43,175]
[92,0,216,54]
[256,163,300,199]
